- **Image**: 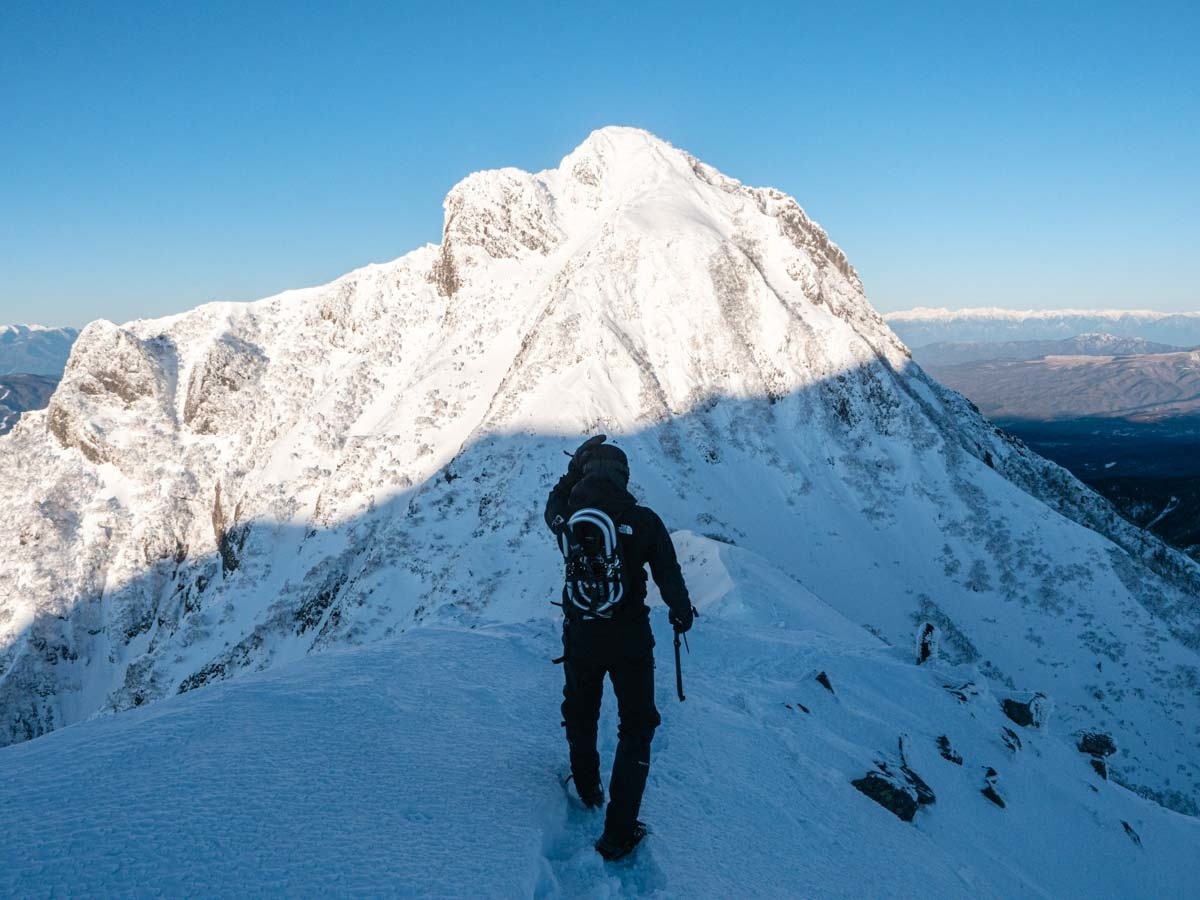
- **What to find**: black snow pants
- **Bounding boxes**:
[561,614,662,839]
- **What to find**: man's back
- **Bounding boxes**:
[545,448,689,624]
[546,436,694,861]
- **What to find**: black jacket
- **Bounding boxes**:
[545,470,691,623]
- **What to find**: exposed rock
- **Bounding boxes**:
[1001,692,1051,728]
[937,735,963,765]
[854,738,937,822]
[442,168,561,260]
[1121,820,1142,847]
[943,681,980,704]
[852,770,919,822]
[1078,731,1117,779]
[981,767,1006,808]
[1001,727,1022,754]
[183,334,268,434]
[44,320,175,470]
[815,671,834,694]
[1077,732,1118,758]
[915,621,939,664]
[428,241,461,298]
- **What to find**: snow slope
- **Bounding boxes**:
[1,127,1199,825]
[887,308,1200,348]
[2,536,1196,898]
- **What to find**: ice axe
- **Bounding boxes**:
[673,606,697,702]
[674,631,687,702]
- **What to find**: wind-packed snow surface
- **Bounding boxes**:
[2,124,1199,845]
[3,537,1197,898]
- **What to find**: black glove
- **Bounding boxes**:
[669,605,695,635]
[567,434,607,479]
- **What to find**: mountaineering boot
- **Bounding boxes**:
[578,783,605,810]
[595,821,648,861]
[564,773,605,810]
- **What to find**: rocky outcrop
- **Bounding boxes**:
[852,755,936,822]
[981,767,1006,808]
[183,334,268,434]
[1001,692,1051,728]
[45,321,176,467]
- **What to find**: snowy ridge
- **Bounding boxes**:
[2,537,1197,897]
[1,126,1199,831]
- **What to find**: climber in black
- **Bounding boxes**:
[545,435,694,861]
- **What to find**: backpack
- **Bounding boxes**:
[558,507,627,620]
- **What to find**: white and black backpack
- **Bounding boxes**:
[558,508,627,620]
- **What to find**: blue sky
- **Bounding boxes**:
[2,1,1197,327]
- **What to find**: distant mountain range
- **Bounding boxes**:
[0,325,78,434]
[0,375,60,435]
[913,333,1186,368]
[922,347,1200,422]
[887,308,1200,348]
[0,325,78,376]
[904,319,1200,561]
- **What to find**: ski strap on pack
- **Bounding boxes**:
[559,507,626,620]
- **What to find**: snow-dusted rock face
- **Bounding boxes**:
[1,127,1199,815]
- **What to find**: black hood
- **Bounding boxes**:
[581,444,629,488]
[568,474,637,518]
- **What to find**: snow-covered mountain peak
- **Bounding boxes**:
[551,126,698,205]
[1,323,73,335]
[439,127,688,265]
[439,126,860,301]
